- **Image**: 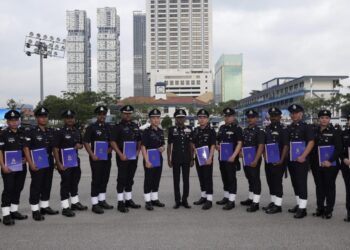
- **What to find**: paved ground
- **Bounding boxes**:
[0,151,349,250]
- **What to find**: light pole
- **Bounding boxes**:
[24,32,66,105]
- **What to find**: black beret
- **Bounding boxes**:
[61,109,76,118]
[197,109,209,118]
[95,105,108,114]
[4,110,20,120]
[245,109,258,118]
[223,107,235,116]
[148,108,161,117]
[268,107,282,116]
[34,107,49,116]
[288,104,304,113]
[120,105,134,114]
[318,109,331,118]
[174,109,187,118]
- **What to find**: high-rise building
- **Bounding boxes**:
[66,10,91,93]
[133,11,148,97]
[97,7,120,98]
[146,0,213,97]
[214,54,243,103]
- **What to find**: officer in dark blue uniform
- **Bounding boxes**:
[310,109,341,219]
[53,110,88,217]
[216,107,243,210]
[341,113,350,222]
[141,109,165,211]
[0,110,28,226]
[192,109,216,210]
[263,107,289,214]
[167,109,193,209]
[110,105,142,213]
[287,104,315,219]
[23,107,58,221]
[83,106,114,215]
[240,109,265,212]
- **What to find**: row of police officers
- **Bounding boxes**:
[0,103,350,226]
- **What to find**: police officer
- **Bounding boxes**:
[167,109,193,209]
[287,104,315,219]
[110,105,142,213]
[263,107,289,214]
[0,110,28,226]
[192,109,216,210]
[141,109,165,211]
[83,106,114,215]
[342,113,350,222]
[23,107,58,221]
[216,108,243,210]
[53,110,87,217]
[240,109,265,212]
[310,110,341,219]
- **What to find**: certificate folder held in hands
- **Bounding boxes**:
[220,143,234,161]
[318,145,336,167]
[61,148,78,168]
[265,143,280,164]
[196,146,210,166]
[5,150,23,172]
[147,149,161,168]
[242,147,256,166]
[290,141,305,161]
[94,141,108,160]
[31,148,49,169]
[124,141,137,160]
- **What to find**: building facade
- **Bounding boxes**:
[146,0,213,97]
[214,54,243,103]
[66,10,91,93]
[97,7,121,98]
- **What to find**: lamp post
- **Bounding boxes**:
[24,32,66,105]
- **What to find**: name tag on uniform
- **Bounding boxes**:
[61,148,78,168]
[124,141,137,160]
[94,141,108,160]
[265,143,280,164]
[5,150,23,172]
[147,149,161,168]
[196,146,210,166]
[318,146,336,167]
[290,141,305,161]
[220,143,234,161]
[242,147,256,166]
[31,148,49,169]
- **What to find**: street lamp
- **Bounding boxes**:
[24,32,66,105]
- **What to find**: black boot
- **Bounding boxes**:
[92,204,104,214]
[173,202,181,209]
[288,205,299,213]
[193,197,207,205]
[216,197,229,205]
[125,199,141,209]
[223,201,235,210]
[71,202,88,211]
[117,201,129,213]
[32,211,45,221]
[145,202,154,211]
[312,208,324,217]
[10,211,28,220]
[202,200,213,210]
[240,199,253,206]
[294,208,307,219]
[99,200,114,210]
[262,202,274,211]
[40,207,59,215]
[62,208,75,217]
[266,204,282,214]
[344,211,350,222]
[181,200,191,209]
[323,208,333,219]
[247,203,259,212]
[152,200,165,207]
[3,215,15,226]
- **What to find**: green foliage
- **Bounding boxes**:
[161,115,172,130]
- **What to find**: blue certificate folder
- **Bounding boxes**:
[196,146,210,166]
[242,147,256,166]
[94,141,108,160]
[5,150,23,172]
[220,143,234,161]
[265,143,280,164]
[147,149,161,167]
[124,141,137,160]
[61,148,78,168]
[31,148,49,169]
[318,145,336,167]
[290,141,306,161]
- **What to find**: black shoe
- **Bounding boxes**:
[194,197,207,205]
[40,207,59,215]
[202,200,213,210]
[92,204,104,214]
[266,205,282,214]
[181,201,191,209]
[288,205,299,213]
[10,211,28,220]
[312,208,324,217]
[247,203,259,212]
[173,202,181,209]
[3,215,15,226]
[240,199,253,206]
[62,208,75,217]
[323,212,332,219]
[117,201,129,213]
[216,197,229,205]
[71,202,88,211]
[294,208,307,219]
[344,216,350,222]
[145,202,154,211]
[223,201,235,210]
[32,211,45,221]
[99,200,114,210]
[262,202,274,211]
[152,200,165,207]
[125,199,141,209]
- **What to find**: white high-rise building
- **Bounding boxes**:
[97,7,120,98]
[66,10,91,93]
[146,0,213,97]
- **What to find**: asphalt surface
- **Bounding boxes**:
[0,151,349,250]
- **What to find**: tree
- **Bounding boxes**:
[161,115,172,130]
[7,99,18,109]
